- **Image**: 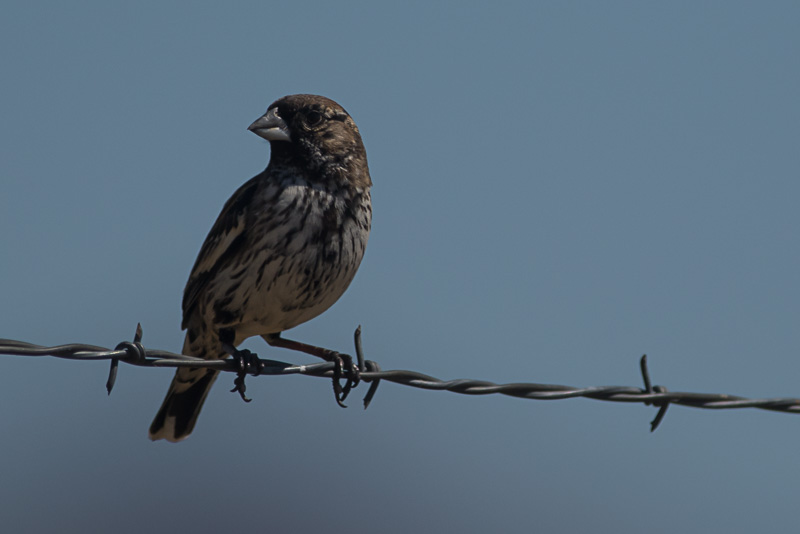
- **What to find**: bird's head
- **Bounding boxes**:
[248,94,371,189]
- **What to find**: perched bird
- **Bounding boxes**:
[149,94,372,442]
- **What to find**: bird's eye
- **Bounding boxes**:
[306,110,323,127]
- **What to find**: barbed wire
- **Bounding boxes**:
[2,323,799,432]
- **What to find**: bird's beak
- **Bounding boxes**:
[248,108,291,142]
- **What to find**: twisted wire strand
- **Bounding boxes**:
[2,324,799,431]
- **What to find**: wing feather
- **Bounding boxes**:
[181,175,260,328]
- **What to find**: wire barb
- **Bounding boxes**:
[2,324,800,431]
[107,323,144,395]
[639,354,670,431]
[354,325,381,409]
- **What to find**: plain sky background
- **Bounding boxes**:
[1,1,799,532]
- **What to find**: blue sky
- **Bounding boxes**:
[1,1,799,532]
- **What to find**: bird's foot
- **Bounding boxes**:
[330,351,360,407]
[263,333,359,407]
[228,347,262,403]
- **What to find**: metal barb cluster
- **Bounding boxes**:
[2,325,800,432]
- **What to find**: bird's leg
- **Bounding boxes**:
[220,328,261,403]
[262,333,359,407]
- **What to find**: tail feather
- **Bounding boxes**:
[148,368,219,442]
[149,330,225,442]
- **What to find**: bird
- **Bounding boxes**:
[149,94,372,442]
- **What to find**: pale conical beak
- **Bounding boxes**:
[248,108,291,142]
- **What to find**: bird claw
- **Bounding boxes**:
[231,372,252,402]
[228,348,262,403]
[331,352,360,407]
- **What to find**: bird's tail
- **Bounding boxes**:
[148,332,224,442]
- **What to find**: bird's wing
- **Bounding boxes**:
[181,175,260,328]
